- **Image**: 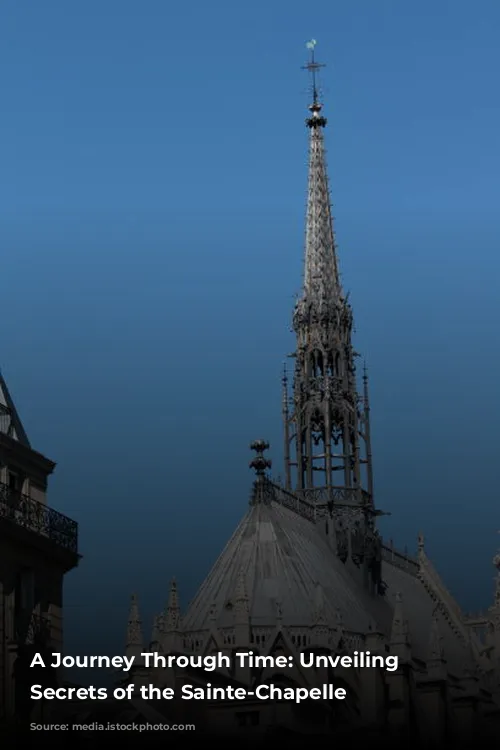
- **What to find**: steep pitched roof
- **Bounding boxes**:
[0,370,30,447]
[182,496,378,634]
[181,479,477,682]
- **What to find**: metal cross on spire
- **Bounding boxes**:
[302,39,325,105]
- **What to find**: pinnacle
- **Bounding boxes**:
[167,578,178,607]
[165,578,181,632]
[129,593,140,620]
[417,532,425,555]
[126,593,143,651]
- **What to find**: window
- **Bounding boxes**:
[8,471,19,491]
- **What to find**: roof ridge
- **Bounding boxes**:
[417,552,468,644]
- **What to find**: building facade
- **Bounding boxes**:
[0,372,79,721]
[116,48,500,744]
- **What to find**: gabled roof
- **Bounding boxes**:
[0,370,30,447]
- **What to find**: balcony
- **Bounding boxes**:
[0,481,79,568]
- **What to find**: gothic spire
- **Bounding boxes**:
[285,41,374,513]
[300,39,341,308]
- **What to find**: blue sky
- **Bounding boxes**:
[2,0,499,660]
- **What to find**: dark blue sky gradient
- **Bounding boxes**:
[2,0,499,662]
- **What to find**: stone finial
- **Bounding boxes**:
[417,532,425,554]
[126,593,144,657]
[167,578,179,605]
[249,440,272,477]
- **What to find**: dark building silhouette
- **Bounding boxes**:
[0,370,79,720]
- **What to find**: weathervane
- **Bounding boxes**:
[302,39,325,105]
[303,40,327,128]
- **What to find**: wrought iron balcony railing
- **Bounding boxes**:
[0,481,78,554]
[254,479,377,525]
[250,477,317,521]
